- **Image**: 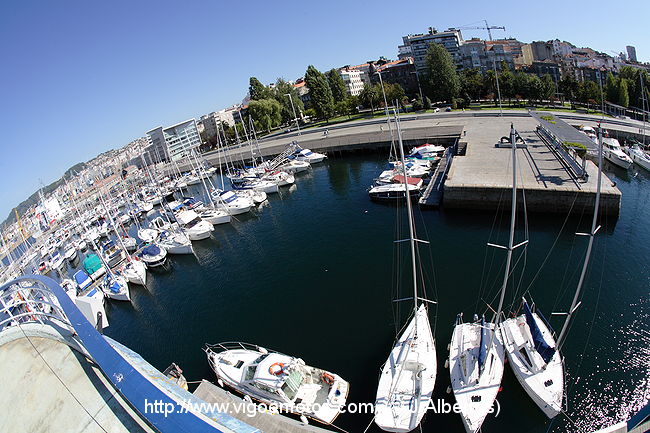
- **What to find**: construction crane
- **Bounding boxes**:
[457,20,505,41]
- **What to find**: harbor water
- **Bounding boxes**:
[93,153,648,433]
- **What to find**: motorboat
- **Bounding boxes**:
[100,273,130,301]
[449,315,505,432]
[101,240,126,268]
[602,137,633,169]
[294,148,326,164]
[409,143,445,158]
[122,236,137,252]
[176,210,213,241]
[205,342,349,424]
[83,254,106,281]
[157,229,194,254]
[75,239,88,251]
[626,144,650,171]
[73,270,94,291]
[499,300,564,418]
[120,259,147,285]
[63,245,78,262]
[199,207,232,225]
[278,159,310,173]
[238,179,279,194]
[60,278,77,300]
[137,244,168,268]
[49,251,65,271]
[263,170,295,186]
[368,181,421,201]
[236,188,268,204]
[138,228,159,243]
[212,190,253,215]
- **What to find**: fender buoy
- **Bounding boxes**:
[321,372,335,386]
[269,362,285,376]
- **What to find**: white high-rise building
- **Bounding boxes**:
[339,68,365,96]
[146,119,201,162]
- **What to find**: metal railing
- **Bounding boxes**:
[537,124,588,180]
[0,275,259,433]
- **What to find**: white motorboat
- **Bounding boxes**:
[368,182,421,201]
[120,259,147,285]
[63,245,78,262]
[449,315,504,432]
[294,148,326,164]
[117,213,131,225]
[49,251,65,271]
[75,239,88,251]
[213,190,253,215]
[409,143,445,158]
[157,229,194,254]
[240,179,279,194]
[137,244,168,268]
[627,145,650,171]
[101,240,126,268]
[279,159,310,173]
[263,170,295,186]
[122,236,137,252]
[199,208,232,225]
[176,210,214,241]
[602,137,633,169]
[60,278,77,300]
[139,201,154,212]
[237,188,268,204]
[205,342,349,424]
[499,300,564,418]
[138,228,159,243]
[100,273,130,301]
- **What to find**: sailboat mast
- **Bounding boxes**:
[494,125,518,322]
[394,112,419,311]
[557,126,603,349]
[641,74,647,148]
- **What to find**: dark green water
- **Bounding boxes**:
[102,154,649,433]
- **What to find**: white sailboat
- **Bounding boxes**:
[375,113,437,433]
[500,126,605,418]
[448,125,524,432]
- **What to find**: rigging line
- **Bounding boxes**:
[565,211,607,411]
[524,189,580,298]
[17,323,110,433]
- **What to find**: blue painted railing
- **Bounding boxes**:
[0,275,258,433]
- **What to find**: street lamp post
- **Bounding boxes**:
[285,93,301,136]
[411,70,424,103]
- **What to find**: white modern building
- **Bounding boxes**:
[146,119,201,162]
[200,109,236,140]
[339,68,365,96]
[398,27,464,73]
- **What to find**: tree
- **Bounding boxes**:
[618,78,630,107]
[359,83,381,113]
[305,65,335,120]
[459,68,484,102]
[249,77,271,101]
[422,42,460,103]
[271,78,304,124]
[512,71,529,101]
[499,61,514,102]
[606,72,618,104]
[248,99,282,132]
[326,69,347,102]
[385,83,406,108]
[541,74,555,102]
[527,75,543,103]
[559,74,580,102]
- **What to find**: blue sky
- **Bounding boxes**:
[1,0,648,221]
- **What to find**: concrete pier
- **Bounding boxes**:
[443,116,621,215]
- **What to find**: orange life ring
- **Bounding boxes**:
[321,372,335,385]
[269,362,285,376]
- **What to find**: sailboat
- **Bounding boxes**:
[448,125,525,432]
[374,112,437,433]
[499,126,605,418]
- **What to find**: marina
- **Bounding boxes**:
[2,133,649,431]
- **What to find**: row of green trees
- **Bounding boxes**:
[422,42,650,110]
